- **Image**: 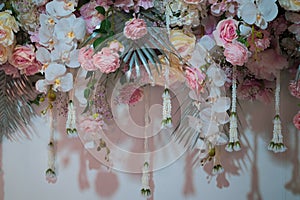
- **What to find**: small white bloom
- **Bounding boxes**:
[45,63,66,82]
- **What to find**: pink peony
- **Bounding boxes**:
[224,42,250,66]
[124,18,148,40]
[213,18,238,46]
[92,47,120,73]
[289,80,300,99]
[245,49,288,81]
[293,111,300,130]
[9,45,37,70]
[185,66,206,92]
[78,46,97,71]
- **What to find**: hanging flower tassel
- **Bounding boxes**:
[162,65,172,128]
[212,146,224,175]
[66,100,78,137]
[268,72,287,153]
[45,109,57,184]
[141,161,151,197]
[225,65,241,152]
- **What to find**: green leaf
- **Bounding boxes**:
[87,79,97,88]
[95,6,105,15]
[100,19,111,32]
[84,88,91,99]
[85,71,94,79]
[93,36,107,48]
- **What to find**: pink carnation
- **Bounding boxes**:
[124,18,148,40]
[293,111,300,130]
[213,18,238,46]
[78,46,97,71]
[224,42,250,66]
[185,66,206,92]
[245,49,288,81]
[92,47,120,73]
[289,80,300,99]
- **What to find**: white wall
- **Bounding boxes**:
[1,72,300,200]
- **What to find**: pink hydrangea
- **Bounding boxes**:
[293,111,300,130]
[185,66,206,92]
[124,18,148,40]
[78,46,97,71]
[213,18,238,46]
[224,42,250,66]
[92,47,121,73]
[245,49,288,81]
[289,80,300,99]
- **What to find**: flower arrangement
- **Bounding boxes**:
[0,0,300,196]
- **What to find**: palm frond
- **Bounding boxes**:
[0,71,36,141]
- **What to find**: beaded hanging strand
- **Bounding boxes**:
[141,86,151,197]
[268,71,287,153]
[45,108,57,183]
[66,89,78,137]
[162,64,172,128]
[225,65,241,152]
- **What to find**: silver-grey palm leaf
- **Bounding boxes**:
[0,71,36,141]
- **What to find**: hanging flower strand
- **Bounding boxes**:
[45,108,57,184]
[225,65,241,152]
[268,71,287,153]
[66,99,78,137]
[162,65,172,128]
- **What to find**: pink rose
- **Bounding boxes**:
[213,18,238,46]
[0,62,20,78]
[78,46,97,71]
[224,42,250,66]
[185,66,206,92]
[9,45,36,70]
[23,62,41,76]
[293,111,300,130]
[289,80,300,99]
[92,47,120,73]
[124,18,148,40]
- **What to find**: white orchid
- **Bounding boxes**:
[45,62,66,82]
[237,0,278,29]
[54,15,86,44]
[51,43,80,68]
[46,0,77,18]
[36,73,73,93]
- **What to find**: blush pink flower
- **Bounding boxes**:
[289,80,300,99]
[185,66,206,92]
[293,111,300,130]
[79,115,104,133]
[92,47,120,73]
[78,46,97,71]
[245,49,288,81]
[80,1,105,34]
[237,79,261,101]
[23,62,41,76]
[224,42,250,66]
[124,18,148,40]
[0,62,20,78]
[213,18,238,46]
[9,45,36,70]
[247,30,270,52]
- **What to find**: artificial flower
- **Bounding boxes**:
[237,0,278,29]
[51,44,80,68]
[0,44,12,64]
[247,30,270,52]
[170,29,196,59]
[224,42,250,66]
[213,18,239,46]
[0,23,15,46]
[289,80,300,99]
[9,45,38,70]
[45,63,66,81]
[245,49,288,81]
[124,18,148,40]
[92,47,121,73]
[0,62,19,78]
[78,46,97,71]
[293,111,300,130]
[279,0,300,11]
[185,66,206,92]
[52,73,73,92]
[0,10,19,32]
[46,0,76,18]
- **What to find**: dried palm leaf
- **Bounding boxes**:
[0,71,36,141]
